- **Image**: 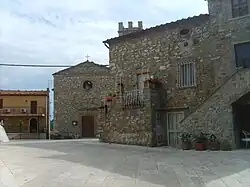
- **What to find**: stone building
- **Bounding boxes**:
[53,61,113,138]
[99,0,250,148]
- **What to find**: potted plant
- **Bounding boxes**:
[145,75,161,84]
[220,140,232,151]
[193,132,207,151]
[208,134,220,151]
[104,92,114,102]
[180,132,192,150]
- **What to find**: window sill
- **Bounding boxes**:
[228,14,250,22]
[177,85,197,90]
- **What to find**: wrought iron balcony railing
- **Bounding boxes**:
[122,89,144,108]
[0,107,46,115]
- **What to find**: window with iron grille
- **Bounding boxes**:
[232,0,249,18]
[178,62,196,88]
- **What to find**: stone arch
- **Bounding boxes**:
[29,118,38,133]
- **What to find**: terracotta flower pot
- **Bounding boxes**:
[104,96,113,102]
[195,143,206,151]
[208,142,220,151]
[182,142,192,150]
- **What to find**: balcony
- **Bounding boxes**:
[122,89,145,108]
[0,107,46,116]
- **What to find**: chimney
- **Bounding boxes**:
[138,21,143,29]
[118,22,123,31]
[128,21,133,29]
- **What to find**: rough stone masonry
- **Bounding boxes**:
[100,0,250,148]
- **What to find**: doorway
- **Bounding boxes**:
[166,112,184,147]
[232,91,250,148]
[30,118,38,133]
[82,116,95,138]
[30,101,37,114]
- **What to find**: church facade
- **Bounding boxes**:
[53,61,113,138]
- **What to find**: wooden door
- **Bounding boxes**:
[30,101,37,114]
[166,112,184,148]
[82,116,95,138]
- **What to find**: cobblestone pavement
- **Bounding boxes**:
[1,140,250,187]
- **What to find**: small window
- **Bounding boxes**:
[137,73,149,90]
[178,62,196,88]
[180,29,190,36]
[83,80,93,90]
[0,99,3,109]
[232,0,248,18]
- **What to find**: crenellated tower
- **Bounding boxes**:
[118,21,143,36]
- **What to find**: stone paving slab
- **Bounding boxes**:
[0,160,19,187]
[1,140,250,186]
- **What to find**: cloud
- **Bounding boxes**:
[0,0,208,90]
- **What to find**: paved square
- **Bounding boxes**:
[1,140,250,187]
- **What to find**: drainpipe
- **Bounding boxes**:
[46,88,50,140]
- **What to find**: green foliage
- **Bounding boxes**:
[180,132,192,143]
[209,133,218,142]
[220,140,232,151]
[193,132,208,143]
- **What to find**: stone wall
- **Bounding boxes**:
[108,15,216,112]
[207,0,250,87]
[53,61,114,137]
[180,69,250,147]
[99,88,156,146]
[106,1,250,111]
[101,0,250,147]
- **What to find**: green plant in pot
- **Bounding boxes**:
[208,134,220,151]
[180,132,192,150]
[193,132,207,151]
[220,139,232,151]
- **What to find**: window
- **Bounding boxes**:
[137,73,149,90]
[180,28,190,36]
[234,42,250,68]
[0,99,3,109]
[178,62,196,88]
[232,0,248,18]
[83,80,93,90]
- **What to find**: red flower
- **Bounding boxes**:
[104,96,113,101]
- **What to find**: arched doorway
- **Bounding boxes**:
[30,118,38,133]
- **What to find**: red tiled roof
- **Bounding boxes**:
[0,90,49,96]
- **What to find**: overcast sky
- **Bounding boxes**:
[0,0,208,90]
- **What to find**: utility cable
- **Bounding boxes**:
[0,63,72,68]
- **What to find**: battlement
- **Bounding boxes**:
[118,21,143,36]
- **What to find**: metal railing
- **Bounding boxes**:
[122,89,144,108]
[0,107,46,115]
